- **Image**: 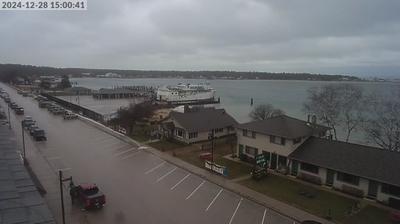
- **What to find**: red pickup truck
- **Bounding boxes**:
[76,184,106,209]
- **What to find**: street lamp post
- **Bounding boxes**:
[21,121,26,163]
[59,170,72,224]
[7,104,11,129]
[208,129,215,171]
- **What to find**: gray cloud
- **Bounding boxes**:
[1,0,400,76]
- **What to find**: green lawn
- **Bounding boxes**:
[148,140,187,151]
[214,157,252,179]
[240,175,359,222]
[343,205,393,224]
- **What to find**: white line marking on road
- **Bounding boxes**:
[171,174,190,190]
[205,188,223,211]
[228,197,242,224]
[145,162,166,174]
[120,151,142,160]
[186,180,205,200]
[156,167,177,182]
[58,168,72,171]
[138,146,148,150]
[47,156,61,160]
[261,208,267,224]
[113,147,136,157]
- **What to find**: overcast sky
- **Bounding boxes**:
[1,0,400,77]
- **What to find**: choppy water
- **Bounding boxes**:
[71,77,399,144]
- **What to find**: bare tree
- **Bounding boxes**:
[363,90,400,151]
[110,102,155,134]
[249,104,285,121]
[303,84,364,142]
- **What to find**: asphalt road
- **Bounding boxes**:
[0,83,296,224]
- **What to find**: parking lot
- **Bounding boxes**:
[0,83,296,224]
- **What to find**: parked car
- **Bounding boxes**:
[63,111,78,120]
[22,116,35,129]
[29,126,40,136]
[10,102,18,110]
[38,100,51,108]
[52,108,65,115]
[32,129,47,141]
[15,107,24,115]
[76,184,106,209]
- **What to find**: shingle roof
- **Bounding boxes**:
[289,137,400,187]
[236,115,330,139]
[169,108,238,132]
[0,125,55,224]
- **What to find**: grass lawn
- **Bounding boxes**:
[240,175,359,222]
[148,140,187,151]
[343,205,393,224]
[130,134,149,142]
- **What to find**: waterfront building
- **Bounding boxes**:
[236,115,400,209]
[160,107,237,144]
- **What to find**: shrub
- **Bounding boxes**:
[341,185,364,198]
[298,172,322,185]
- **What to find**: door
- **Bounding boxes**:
[291,160,299,176]
[270,153,277,169]
[326,169,335,186]
[368,180,379,198]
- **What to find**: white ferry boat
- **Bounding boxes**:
[156,83,216,103]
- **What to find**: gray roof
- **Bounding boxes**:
[0,125,55,224]
[169,108,238,132]
[289,137,400,187]
[236,115,330,139]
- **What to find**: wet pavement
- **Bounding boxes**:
[1,83,297,224]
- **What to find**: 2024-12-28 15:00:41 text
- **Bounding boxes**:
[1,0,86,9]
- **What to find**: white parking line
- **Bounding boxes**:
[205,188,223,211]
[121,151,142,160]
[186,180,205,200]
[113,147,136,157]
[145,161,166,174]
[171,174,190,190]
[156,167,177,182]
[228,197,242,224]
[261,208,267,224]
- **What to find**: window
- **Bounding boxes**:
[300,162,319,174]
[245,146,258,156]
[243,129,248,137]
[381,184,400,197]
[251,131,256,138]
[176,129,184,138]
[293,137,302,144]
[270,135,285,145]
[188,132,198,139]
[214,128,223,133]
[337,172,359,186]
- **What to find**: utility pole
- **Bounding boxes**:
[59,170,72,224]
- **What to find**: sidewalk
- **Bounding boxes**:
[80,116,334,224]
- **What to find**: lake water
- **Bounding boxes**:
[71,77,399,144]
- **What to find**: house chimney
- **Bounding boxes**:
[307,115,311,123]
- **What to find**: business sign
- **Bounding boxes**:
[255,154,267,167]
[205,161,228,176]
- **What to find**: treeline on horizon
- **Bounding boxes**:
[0,63,362,82]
